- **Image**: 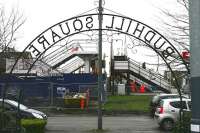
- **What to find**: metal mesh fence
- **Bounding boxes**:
[0,82,99,108]
[0,79,101,132]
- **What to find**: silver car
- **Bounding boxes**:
[154,98,191,131]
[0,99,47,120]
[149,93,183,117]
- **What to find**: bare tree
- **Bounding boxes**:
[156,0,190,94]
[0,6,25,52]
[159,0,189,51]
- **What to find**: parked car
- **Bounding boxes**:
[149,93,184,117]
[154,98,191,131]
[0,99,47,120]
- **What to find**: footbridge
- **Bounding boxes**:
[114,56,176,93]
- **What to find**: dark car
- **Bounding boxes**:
[149,94,184,117]
[0,99,47,120]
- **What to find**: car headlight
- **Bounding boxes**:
[32,113,43,119]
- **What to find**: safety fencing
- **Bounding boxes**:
[0,82,99,109]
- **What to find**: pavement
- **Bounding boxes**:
[45,115,170,133]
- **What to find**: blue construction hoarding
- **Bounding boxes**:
[0,74,100,106]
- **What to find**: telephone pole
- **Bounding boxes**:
[98,0,103,130]
[189,0,200,132]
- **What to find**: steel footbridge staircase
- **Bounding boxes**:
[37,40,98,75]
[113,56,176,93]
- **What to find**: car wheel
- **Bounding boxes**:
[161,119,174,131]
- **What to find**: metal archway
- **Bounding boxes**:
[1,13,190,132]
[10,13,189,75]
[6,13,189,108]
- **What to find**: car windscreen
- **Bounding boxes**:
[7,100,28,110]
[161,95,180,100]
[152,95,179,105]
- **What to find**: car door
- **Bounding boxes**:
[169,100,187,120]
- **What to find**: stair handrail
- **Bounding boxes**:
[43,43,97,67]
[60,57,84,73]
[128,58,169,82]
[128,59,174,90]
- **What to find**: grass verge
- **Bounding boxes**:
[103,95,152,114]
[37,95,153,115]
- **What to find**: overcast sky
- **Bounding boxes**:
[0,0,187,74]
[1,0,184,50]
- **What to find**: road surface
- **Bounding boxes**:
[46,115,170,133]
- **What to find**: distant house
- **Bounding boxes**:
[0,51,33,74]
[0,51,61,76]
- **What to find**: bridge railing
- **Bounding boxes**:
[114,58,175,92]
[42,43,98,68]
[59,57,85,73]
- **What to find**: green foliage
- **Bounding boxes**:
[21,119,47,133]
[173,111,191,133]
[0,111,9,129]
[0,111,16,130]
[0,111,46,133]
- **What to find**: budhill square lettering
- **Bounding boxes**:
[28,14,175,59]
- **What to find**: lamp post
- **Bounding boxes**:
[97,0,103,130]
[189,0,200,132]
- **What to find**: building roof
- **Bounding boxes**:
[0,52,32,59]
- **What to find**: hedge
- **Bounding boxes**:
[21,119,47,133]
[173,111,191,133]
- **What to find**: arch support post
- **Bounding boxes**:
[189,0,200,132]
[97,0,103,130]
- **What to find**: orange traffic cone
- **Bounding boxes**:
[130,81,136,92]
[139,84,146,93]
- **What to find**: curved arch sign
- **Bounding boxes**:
[11,13,189,73]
